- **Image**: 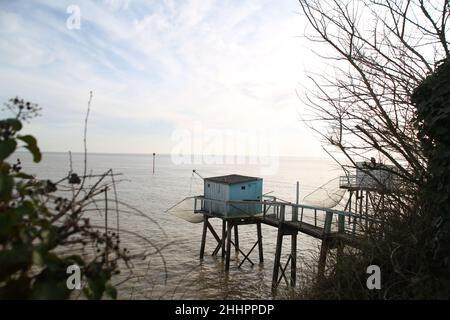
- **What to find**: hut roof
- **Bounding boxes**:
[204,174,260,185]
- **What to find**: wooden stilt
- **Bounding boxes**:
[257,222,264,263]
[317,239,329,282]
[208,221,223,256]
[336,241,344,268]
[318,211,333,281]
[221,220,226,258]
[225,220,233,271]
[272,226,284,289]
[234,225,239,254]
[290,233,297,287]
[200,215,208,259]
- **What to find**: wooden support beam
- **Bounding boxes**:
[221,220,226,258]
[323,211,333,235]
[234,225,239,254]
[207,221,222,244]
[336,241,344,269]
[257,222,264,263]
[318,211,333,282]
[277,255,291,287]
[225,220,233,271]
[200,215,208,260]
[272,226,284,289]
[237,240,257,268]
[317,238,329,282]
[211,227,223,256]
[291,234,297,287]
[338,214,345,234]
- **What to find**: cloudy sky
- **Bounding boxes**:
[0,0,328,158]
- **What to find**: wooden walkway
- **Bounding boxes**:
[194,196,375,289]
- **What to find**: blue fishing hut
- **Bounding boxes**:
[202,174,263,217]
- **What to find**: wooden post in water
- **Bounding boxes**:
[337,214,345,267]
[291,232,297,287]
[291,184,299,287]
[293,181,299,222]
[221,220,226,258]
[200,215,208,259]
[234,225,239,254]
[272,226,284,289]
[257,222,264,263]
[152,152,156,174]
[318,211,333,282]
[272,205,285,289]
[225,220,233,271]
[104,188,108,263]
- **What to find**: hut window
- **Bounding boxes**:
[241,186,246,190]
[207,183,210,187]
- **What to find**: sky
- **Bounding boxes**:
[0,0,329,158]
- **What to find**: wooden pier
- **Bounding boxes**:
[193,195,378,289]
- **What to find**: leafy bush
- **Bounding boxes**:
[0,97,127,299]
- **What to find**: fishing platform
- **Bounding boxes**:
[192,168,388,289]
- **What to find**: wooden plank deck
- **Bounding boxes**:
[257,214,324,239]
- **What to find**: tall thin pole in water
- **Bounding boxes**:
[152,153,156,174]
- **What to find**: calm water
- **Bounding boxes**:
[17,152,341,299]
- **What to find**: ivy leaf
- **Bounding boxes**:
[14,172,34,180]
[0,172,14,201]
[17,135,41,162]
[0,139,17,161]
[105,283,117,299]
[2,118,23,131]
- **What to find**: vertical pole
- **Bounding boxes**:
[348,191,353,224]
[293,181,299,222]
[353,190,359,235]
[338,214,345,233]
[152,152,156,174]
[257,222,264,263]
[221,219,226,258]
[365,191,369,231]
[336,241,344,269]
[291,233,297,287]
[318,211,333,281]
[337,214,345,269]
[318,239,329,282]
[225,220,232,271]
[272,226,284,289]
[324,211,333,234]
[104,188,108,263]
[105,189,108,235]
[359,189,363,223]
[200,215,208,259]
[234,225,239,254]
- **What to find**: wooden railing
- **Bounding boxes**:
[193,196,380,238]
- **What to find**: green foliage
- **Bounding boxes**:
[308,60,450,300]
[412,58,450,277]
[0,98,125,299]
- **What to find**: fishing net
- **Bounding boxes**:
[165,196,204,223]
[302,177,346,209]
